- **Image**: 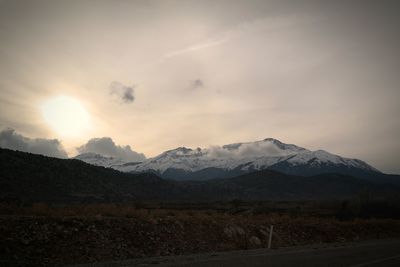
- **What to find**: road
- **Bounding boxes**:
[68,239,400,267]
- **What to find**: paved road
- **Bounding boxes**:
[69,239,400,267]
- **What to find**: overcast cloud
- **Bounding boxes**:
[191,79,204,90]
[0,128,68,158]
[0,0,399,173]
[110,81,135,104]
[207,141,293,159]
[77,137,146,162]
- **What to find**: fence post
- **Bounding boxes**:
[268,225,274,249]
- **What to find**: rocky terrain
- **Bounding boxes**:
[1,209,400,267]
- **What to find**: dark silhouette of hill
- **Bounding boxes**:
[0,148,398,204]
[0,148,180,203]
[204,171,398,200]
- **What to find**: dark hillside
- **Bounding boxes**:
[0,148,178,203]
[1,148,398,204]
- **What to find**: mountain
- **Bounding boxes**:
[205,171,398,201]
[1,148,398,203]
[74,153,127,168]
[74,138,381,181]
[74,153,142,169]
[0,148,179,203]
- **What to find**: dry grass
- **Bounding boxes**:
[1,202,400,267]
[0,202,233,222]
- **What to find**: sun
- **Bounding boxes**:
[41,96,90,137]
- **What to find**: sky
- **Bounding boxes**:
[0,0,399,173]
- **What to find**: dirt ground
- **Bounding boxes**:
[1,211,400,266]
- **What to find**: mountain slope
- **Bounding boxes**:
[0,148,177,203]
[74,153,130,168]
[75,138,381,180]
[1,148,399,203]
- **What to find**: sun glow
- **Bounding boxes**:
[41,96,90,137]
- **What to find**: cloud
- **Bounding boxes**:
[206,141,290,159]
[110,81,135,103]
[0,128,68,158]
[77,137,146,162]
[191,79,204,90]
[163,38,227,59]
[161,16,296,60]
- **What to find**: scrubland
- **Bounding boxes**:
[1,200,400,266]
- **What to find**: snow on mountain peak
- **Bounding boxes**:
[74,138,380,176]
[74,152,131,168]
[115,139,311,173]
[167,147,193,154]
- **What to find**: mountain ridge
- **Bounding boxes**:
[74,138,381,180]
[1,148,399,204]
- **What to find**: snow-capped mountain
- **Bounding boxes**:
[74,138,381,180]
[74,153,141,169]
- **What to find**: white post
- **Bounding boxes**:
[268,225,274,249]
